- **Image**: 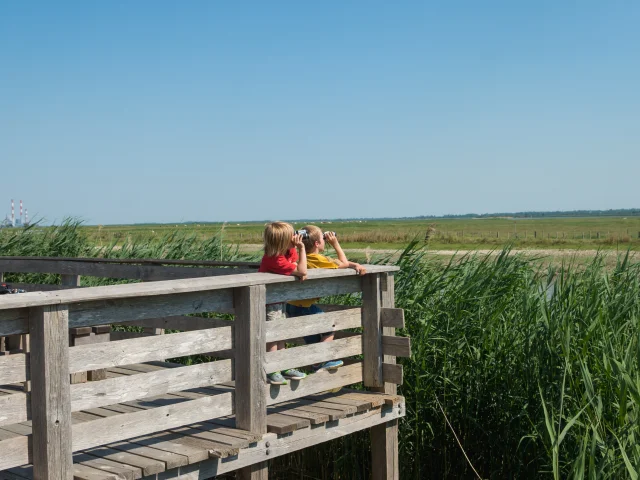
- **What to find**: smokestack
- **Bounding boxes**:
[11,199,14,227]
[25,208,29,226]
[19,200,23,223]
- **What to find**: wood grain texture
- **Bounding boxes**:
[380,307,404,328]
[233,285,267,435]
[0,391,29,427]
[265,361,364,405]
[382,363,403,385]
[29,304,73,480]
[372,273,400,479]
[381,336,411,358]
[265,308,361,343]
[264,335,362,373]
[362,274,383,388]
[151,405,405,479]
[72,393,233,452]
[70,360,232,411]
[0,266,397,311]
[0,258,255,281]
[68,327,232,373]
[116,315,233,332]
[0,352,29,384]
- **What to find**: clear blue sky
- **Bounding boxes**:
[1,2,638,225]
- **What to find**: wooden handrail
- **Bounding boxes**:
[0,255,260,268]
[0,265,397,311]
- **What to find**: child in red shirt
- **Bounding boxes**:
[259,221,307,385]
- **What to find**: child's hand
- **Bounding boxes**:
[353,263,367,275]
[324,231,339,247]
[292,234,305,249]
[296,274,307,282]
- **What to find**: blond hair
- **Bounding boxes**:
[301,225,323,250]
[263,221,294,257]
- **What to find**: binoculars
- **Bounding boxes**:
[295,229,336,240]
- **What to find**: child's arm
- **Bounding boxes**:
[325,232,367,275]
[291,234,307,279]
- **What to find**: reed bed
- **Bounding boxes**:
[1,223,639,478]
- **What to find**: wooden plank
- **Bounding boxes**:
[0,353,29,384]
[74,452,141,480]
[264,361,363,405]
[265,413,310,434]
[233,285,266,434]
[0,266,396,311]
[138,428,239,459]
[265,275,362,305]
[116,316,233,332]
[68,327,232,373]
[72,463,122,480]
[264,335,362,373]
[372,272,399,480]
[233,284,268,480]
[380,307,404,328]
[67,289,235,330]
[92,325,111,334]
[71,393,233,452]
[0,258,255,281]
[304,392,373,412]
[362,274,383,388]
[29,304,73,480]
[382,363,403,385]
[61,274,81,288]
[126,432,210,464]
[69,326,92,335]
[0,435,30,471]
[0,308,28,336]
[381,336,411,358]
[266,404,330,424]
[70,360,232,411]
[0,392,29,427]
[83,446,166,476]
[152,405,405,479]
[265,308,361,343]
[107,441,189,470]
[0,255,260,268]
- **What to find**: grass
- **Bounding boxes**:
[69,216,640,251]
[2,222,639,478]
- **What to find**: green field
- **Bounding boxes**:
[81,216,640,251]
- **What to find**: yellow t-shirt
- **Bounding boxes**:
[288,253,339,307]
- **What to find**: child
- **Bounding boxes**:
[286,225,366,371]
[259,221,308,385]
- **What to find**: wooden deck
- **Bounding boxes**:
[0,257,406,479]
[1,362,405,479]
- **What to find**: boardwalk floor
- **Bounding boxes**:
[0,362,404,480]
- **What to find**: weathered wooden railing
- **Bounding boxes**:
[0,258,406,480]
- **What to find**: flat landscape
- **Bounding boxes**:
[81,216,640,251]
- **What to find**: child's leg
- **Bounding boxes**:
[265,304,288,384]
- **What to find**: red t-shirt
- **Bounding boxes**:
[259,247,298,275]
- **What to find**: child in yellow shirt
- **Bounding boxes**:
[286,225,366,370]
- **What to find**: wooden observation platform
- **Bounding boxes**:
[0,257,408,479]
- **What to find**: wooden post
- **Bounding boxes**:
[29,304,73,480]
[60,274,80,288]
[371,273,399,479]
[362,274,383,388]
[234,285,268,480]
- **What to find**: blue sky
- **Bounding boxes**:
[1,2,638,224]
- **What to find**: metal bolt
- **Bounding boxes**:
[266,449,271,455]
[265,441,270,447]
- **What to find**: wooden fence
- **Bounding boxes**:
[0,257,404,480]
